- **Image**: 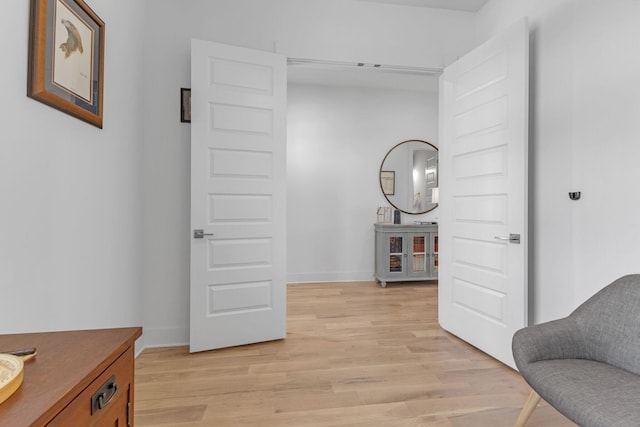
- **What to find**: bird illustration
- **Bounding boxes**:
[59,19,83,58]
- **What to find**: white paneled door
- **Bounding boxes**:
[439,19,529,368]
[190,39,287,352]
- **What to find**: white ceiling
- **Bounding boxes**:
[358,0,489,12]
[288,0,488,90]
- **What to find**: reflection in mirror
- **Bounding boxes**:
[379,139,438,214]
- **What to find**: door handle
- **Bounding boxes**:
[193,229,213,239]
[494,234,520,244]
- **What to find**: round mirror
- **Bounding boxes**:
[379,139,438,214]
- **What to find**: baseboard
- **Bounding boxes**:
[287,271,374,284]
[141,326,189,349]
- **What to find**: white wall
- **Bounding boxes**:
[142,0,476,346]
[287,83,438,283]
[0,1,145,334]
[476,0,640,323]
[5,0,634,350]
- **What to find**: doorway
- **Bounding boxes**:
[286,63,440,284]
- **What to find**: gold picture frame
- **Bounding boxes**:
[28,0,105,128]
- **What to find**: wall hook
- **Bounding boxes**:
[569,192,581,200]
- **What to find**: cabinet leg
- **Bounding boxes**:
[381,281,387,288]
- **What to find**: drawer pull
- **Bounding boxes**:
[91,375,118,415]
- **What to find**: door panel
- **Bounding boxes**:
[439,18,529,368]
[190,39,287,352]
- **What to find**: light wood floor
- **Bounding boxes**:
[134,282,575,426]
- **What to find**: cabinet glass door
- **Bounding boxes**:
[412,235,426,273]
[433,234,438,274]
[388,236,403,272]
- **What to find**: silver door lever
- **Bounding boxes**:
[494,234,520,244]
[193,229,213,239]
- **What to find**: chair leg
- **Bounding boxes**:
[514,389,541,427]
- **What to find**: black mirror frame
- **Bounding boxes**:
[379,139,438,215]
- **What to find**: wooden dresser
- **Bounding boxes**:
[0,327,142,426]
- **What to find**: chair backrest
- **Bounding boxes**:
[572,274,640,375]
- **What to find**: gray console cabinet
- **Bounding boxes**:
[374,223,438,287]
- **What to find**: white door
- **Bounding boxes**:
[190,39,287,352]
[438,18,529,368]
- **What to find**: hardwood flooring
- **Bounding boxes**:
[134,282,575,426]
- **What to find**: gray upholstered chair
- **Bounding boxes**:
[512,274,640,427]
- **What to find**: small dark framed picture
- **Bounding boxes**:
[28,0,105,128]
[181,88,191,123]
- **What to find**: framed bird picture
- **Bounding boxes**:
[28,0,105,128]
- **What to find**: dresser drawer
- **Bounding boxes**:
[47,346,133,427]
